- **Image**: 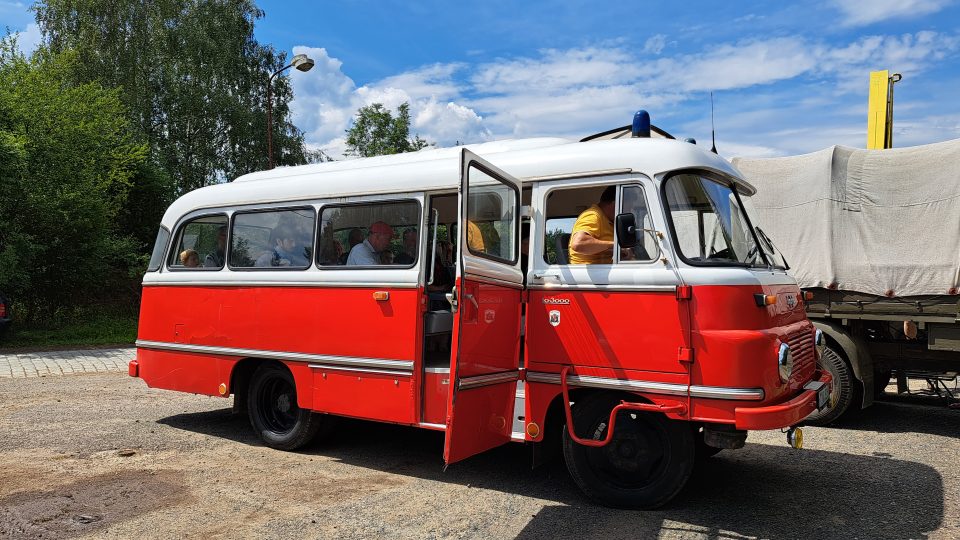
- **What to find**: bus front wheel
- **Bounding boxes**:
[562,393,695,509]
[247,363,325,450]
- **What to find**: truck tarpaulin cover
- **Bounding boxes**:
[732,139,960,297]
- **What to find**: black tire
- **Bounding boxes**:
[805,345,857,426]
[247,363,327,450]
[562,393,695,509]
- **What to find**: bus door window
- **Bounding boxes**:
[618,185,658,263]
[167,214,228,270]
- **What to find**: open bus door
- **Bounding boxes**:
[443,149,525,465]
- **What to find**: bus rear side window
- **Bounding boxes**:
[147,227,170,272]
[168,215,228,270]
[318,200,420,267]
[230,208,315,269]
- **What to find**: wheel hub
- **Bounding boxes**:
[276,393,291,413]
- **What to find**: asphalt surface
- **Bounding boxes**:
[0,364,957,539]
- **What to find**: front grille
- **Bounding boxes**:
[786,328,815,389]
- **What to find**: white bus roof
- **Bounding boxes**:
[160,137,750,229]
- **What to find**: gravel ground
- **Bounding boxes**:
[0,372,957,539]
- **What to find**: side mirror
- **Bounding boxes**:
[615,212,638,248]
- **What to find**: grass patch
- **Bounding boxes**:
[0,309,138,350]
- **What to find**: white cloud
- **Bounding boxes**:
[830,0,952,26]
[13,22,41,55]
[643,34,667,55]
[287,31,960,160]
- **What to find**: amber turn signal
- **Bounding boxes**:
[754,293,777,307]
[372,291,390,301]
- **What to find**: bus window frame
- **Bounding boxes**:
[316,198,423,271]
[166,212,229,272]
[228,205,317,272]
[464,160,520,266]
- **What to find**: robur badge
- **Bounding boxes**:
[549,310,561,327]
[786,295,796,308]
[543,297,570,305]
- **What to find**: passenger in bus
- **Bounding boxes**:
[467,220,485,252]
[569,185,615,264]
[179,249,200,268]
[381,250,394,264]
[395,228,418,265]
[203,226,227,268]
[338,227,364,264]
[255,224,309,267]
[346,221,393,265]
[320,239,344,265]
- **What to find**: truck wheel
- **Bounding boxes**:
[805,346,856,426]
[562,393,694,509]
[248,363,325,450]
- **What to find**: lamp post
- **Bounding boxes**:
[267,53,314,169]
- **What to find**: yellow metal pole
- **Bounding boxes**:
[867,70,889,149]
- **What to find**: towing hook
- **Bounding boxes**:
[786,426,804,449]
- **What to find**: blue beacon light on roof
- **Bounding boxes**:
[631,110,651,138]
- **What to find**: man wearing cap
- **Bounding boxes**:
[347,221,394,265]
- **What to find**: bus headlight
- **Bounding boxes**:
[815,329,825,360]
[778,342,793,383]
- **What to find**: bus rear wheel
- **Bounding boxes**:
[562,393,695,509]
[247,363,325,450]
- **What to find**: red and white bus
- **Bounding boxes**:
[132,118,831,508]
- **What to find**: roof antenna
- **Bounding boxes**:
[710,92,718,154]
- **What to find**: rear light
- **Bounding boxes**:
[753,293,777,307]
[0,302,5,318]
[803,291,814,301]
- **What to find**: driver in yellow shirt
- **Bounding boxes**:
[569,186,616,264]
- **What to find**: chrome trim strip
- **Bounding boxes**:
[142,281,419,289]
[525,371,764,401]
[527,285,677,292]
[418,422,447,430]
[689,385,764,400]
[135,340,414,374]
[510,431,526,441]
[308,364,410,377]
[458,370,521,390]
[462,274,524,290]
[424,367,450,374]
[521,168,633,182]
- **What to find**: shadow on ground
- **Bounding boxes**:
[828,392,960,438]
[160,402,944,540]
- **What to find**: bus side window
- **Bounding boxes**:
[168,214,228,270]
[229,208,315,269]
[317,200,421,267]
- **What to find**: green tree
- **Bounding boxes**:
[345,102,431,157]
[0,40,150,317]
[34,0,307,193]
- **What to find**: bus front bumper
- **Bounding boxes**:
[734,371,833,431]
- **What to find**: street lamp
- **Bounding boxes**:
[267,53,315,169]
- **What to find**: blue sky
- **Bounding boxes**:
[5,0,960,159]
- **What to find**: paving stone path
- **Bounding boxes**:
[0,347,134,378]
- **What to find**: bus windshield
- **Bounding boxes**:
[664,173,770,268]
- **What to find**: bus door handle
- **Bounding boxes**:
[534,272,560,281]
[464,293,479,310]
[445,287,458,312]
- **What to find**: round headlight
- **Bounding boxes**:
[778,342,793,383]
[815,329,825,359]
